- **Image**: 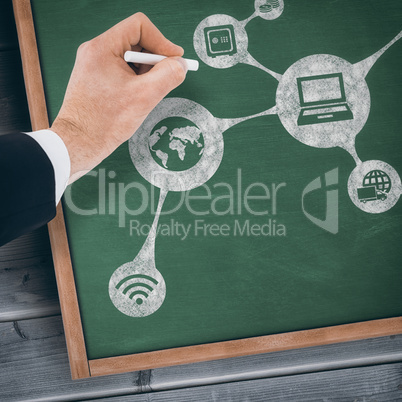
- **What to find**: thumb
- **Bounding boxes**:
[140,57,188,106]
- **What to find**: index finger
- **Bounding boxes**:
[100,12,184,58]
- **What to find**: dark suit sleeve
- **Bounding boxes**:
[0,132,56,246]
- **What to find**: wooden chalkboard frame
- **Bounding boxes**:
[13,0,402,380]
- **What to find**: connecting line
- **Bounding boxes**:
[340,142,362,166]
[240,11,258,28]
[138,188,168,255]
[216,105,277,132]
[244,53,283,82]
[149,188,168,237]
[354,30,402,78]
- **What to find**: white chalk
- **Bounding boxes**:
[124,51,199,72]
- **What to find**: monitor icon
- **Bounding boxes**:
[204,25,237,58]
[296,72,354,126]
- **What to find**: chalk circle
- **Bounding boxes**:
[276,54,371,149]
[129,98,224,192]
[348,160,401,213]
[109,261,166,318]
[193,14,249,69]
[254,0,284,20]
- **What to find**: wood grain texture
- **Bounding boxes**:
[89,317,402,377]
[0,49,31,135]
[1,315,402,402]
[0,316,141,402]
[0,226,60,322]
[48,203,91,379]
[91,363,402,401]
[149,334,402,392]
[12,0,90,379]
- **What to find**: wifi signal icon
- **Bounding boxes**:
[115,274,159,306]
[109,261,166,317]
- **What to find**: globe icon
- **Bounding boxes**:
[362,170,392,193]
[149,117,205,172]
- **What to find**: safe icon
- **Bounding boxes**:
[204,24,237,58]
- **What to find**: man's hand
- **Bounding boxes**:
[51,12,187,181]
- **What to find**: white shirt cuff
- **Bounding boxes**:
[24,129,71,205]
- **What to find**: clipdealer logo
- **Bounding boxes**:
[302,168,339,234]
[64,167,340,236]
[64,168,289,237]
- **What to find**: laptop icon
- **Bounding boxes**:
[296,72,353,126]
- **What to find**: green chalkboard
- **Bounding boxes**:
[31,0,402,361]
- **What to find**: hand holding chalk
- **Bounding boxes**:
[51,12,187,181]
[124,51,199,72]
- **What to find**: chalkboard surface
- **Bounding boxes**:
[30,0,402,361]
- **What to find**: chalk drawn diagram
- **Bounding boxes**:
[109,0,402,317]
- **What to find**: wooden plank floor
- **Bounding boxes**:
[1,1,402,400]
